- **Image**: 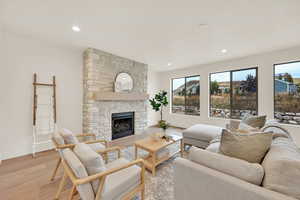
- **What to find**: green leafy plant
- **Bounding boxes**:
[149,90,169,127]
[159,120,169,130]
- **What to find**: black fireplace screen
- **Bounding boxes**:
[111,112,134,140]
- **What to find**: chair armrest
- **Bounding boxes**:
[96,146,121,158]
[76,159,145,185]
[52,138,76,150]
[75,133,97,142]
[52,138,109,150]
[56,144,76,149]
[75,133,96,138]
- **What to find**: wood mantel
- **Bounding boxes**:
[93,92,149,101]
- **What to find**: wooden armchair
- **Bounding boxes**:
[51,131,108,181]
[55,145,145,200]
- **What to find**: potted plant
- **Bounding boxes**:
[149,90,169,131]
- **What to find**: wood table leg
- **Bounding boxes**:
[180,139,184,157]
[141,186,145,200]
[152,152,156,176]
[50,157,61,181]
[135,145,138,160]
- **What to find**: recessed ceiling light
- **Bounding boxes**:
[198,23,208,27]
[72,25,80,32]
[221,49,227,53]
[167,62,172,66]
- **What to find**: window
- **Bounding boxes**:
[172,75,200,116]
[274,61,300,125]
[210,68,257,119]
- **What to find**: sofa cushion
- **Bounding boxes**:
[59,128,79,144]
[189,147,264,185]
[53,131,65,145]
[62,149,94,200]
[74,143,106,194]
[183,124,223,142]
[88,142,106,152]
[242,114,266,128]
[220,129,272,163]
[262,137,300,199]
[103,158,141,200]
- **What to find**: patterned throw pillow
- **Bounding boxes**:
[220,129,272,163]
[242,114,266,128]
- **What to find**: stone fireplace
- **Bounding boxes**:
[83,48,148,140]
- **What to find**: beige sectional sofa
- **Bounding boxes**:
[175,120,300,200]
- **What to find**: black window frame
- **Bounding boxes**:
[171,75,200,116]
[273,60,300,125]
[209,67,258,119]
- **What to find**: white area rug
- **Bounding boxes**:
[107,142,181,200]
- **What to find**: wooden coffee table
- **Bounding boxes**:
[134,134,183,175]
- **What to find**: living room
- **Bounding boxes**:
[1,1,300,200]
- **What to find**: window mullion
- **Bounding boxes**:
[230,71,233,119]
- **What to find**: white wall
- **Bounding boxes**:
[147,69,160,126]
[159,46,300,146]
[0,30,83,160]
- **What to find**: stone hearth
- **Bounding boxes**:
[83,48,148,140]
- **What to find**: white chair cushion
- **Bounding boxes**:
[103,158,141,200]
[74,143,106,194]
[59,128,79,144]
[62,149,94,200]
[189,147,265,185]
[88,142,106,152]
[183,124,223,142]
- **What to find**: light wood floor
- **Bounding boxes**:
[0,127,183,200]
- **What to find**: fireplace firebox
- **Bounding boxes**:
[111,112,134,140]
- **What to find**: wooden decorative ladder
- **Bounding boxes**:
[32,73,57,157]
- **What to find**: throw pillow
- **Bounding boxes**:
[238,122,260,132]
[59,128,79,144]
[220,129,272,163]
[74,143,106,193]
[242,114,266,128]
